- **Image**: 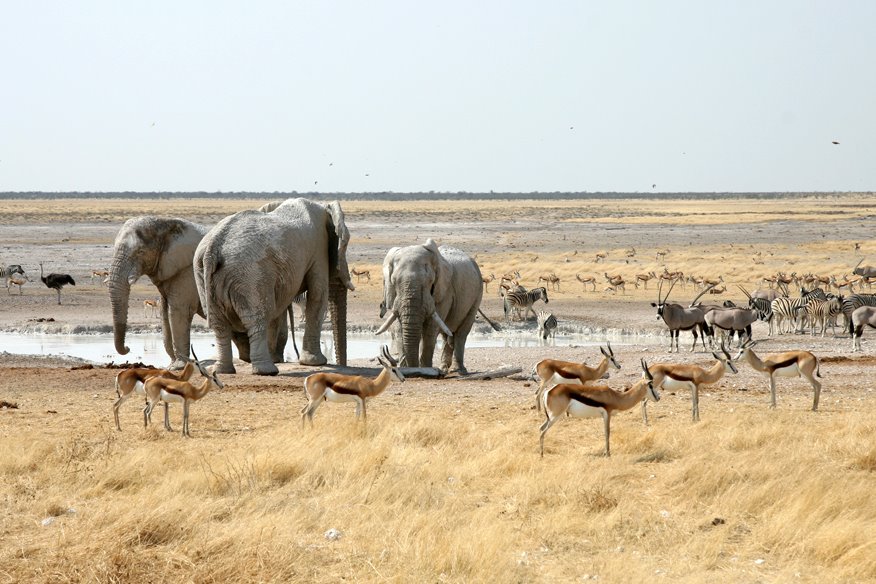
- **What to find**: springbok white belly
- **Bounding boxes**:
[657,378,695,392]
[133,380,146,396]
[547,372,583,388]
[324,388,361,404]
[566,401,605,419]
[772,363,800,378]
[159,390,185,405]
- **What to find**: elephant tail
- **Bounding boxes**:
[199,250,220,328]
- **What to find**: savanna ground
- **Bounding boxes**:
[1,195,876,583]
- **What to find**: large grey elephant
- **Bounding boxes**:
[377,239,482,374]
[194,198,354,376]
[109,217,208,370]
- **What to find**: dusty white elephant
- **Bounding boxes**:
[194,198,354,376]
[377,239,482,374]
[109,217,208,370]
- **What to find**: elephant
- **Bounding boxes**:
[194,198,354,376]
[377,239,483,374]
[109,217,209,370]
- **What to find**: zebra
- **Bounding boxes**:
[804,296,843,337]
[536,310,558,343]
[1,264,25,289]
[500,282,528,320]
[504,287,548,322]
[770,288,823,334]
[842,293,876,335]
[737,285,776,335]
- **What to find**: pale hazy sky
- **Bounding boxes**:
[1,1,874,193]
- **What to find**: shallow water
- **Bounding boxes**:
[0,330,661,367]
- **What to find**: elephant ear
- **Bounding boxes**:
[257,200,285,213]
[383,246,401,296]
[133,218,191,279]
[325,201,355,291]
[423,239,451,300]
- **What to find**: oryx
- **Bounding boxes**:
[651,279,711,353]
[852,259,876,280]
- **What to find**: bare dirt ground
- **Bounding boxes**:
[1,195,875,582]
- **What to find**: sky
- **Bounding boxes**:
[1,1,874,193]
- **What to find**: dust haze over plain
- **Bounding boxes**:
[0,1,874,194]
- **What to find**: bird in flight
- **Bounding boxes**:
[832,140,840,145]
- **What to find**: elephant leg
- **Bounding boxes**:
[420,322,439,368]
[451,306,479,375]
[160,296,175,363]
[213,323,237,374]
[232,331,251,362]
[271,314,287,363]
[246,322,279,376]
[166,301,194,370]
[300,279,329,366]
[440,334,453,371]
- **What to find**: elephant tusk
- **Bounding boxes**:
[376,311,399,334]
[432,311,453,337]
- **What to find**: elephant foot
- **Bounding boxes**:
[298,351,328,367]
[251,361,279,376]
[213,362,237,375]
[169,358,189,371]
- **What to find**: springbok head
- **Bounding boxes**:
[377,345,405,383]
[191,347,224,389]
[711,342,738,374]
[599,341,621,371]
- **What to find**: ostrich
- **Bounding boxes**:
[39,262,76,305]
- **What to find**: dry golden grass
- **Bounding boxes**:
[2,369,875,583]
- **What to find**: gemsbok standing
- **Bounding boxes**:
[646,343,738,422]
[651,279,711,353]
[539,359,659,457]
[851,305,876,352]
[533,342,621,411]
[733,340,822,410]
[300,345,404,426]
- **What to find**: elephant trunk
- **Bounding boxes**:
[399,298,425,368]
[108,252,136,355]
[329,277,348,366]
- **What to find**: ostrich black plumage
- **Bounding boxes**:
[39,262,76,305]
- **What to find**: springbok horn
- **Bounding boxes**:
[606,340,613,356]
[376,311,399,334]
[380,344,398,366]
[432,311,454,337]
[190,347,200,363]
[641,358,652,379]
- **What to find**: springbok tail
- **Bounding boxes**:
[816,356,822,378]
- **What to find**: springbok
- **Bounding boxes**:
[635,271,657,289]
[90,269,110,285]
[734,340,822,411]
[576,274,597,291]
[482,273,496,291]
[143,298,160,318]
[143,349,223,437]
[533,342,620,411]
[539,359,658,457]
[646,343,738,422]
[113,361,195,431]
[300,345,403,426]
[350,267,371,283]
[594,252,607,263]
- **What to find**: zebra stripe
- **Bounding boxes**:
[1,264,25,288]
[771,289,823,334]
[536,310,558,340]
[805,297,842,337]
[504,287,549,321]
